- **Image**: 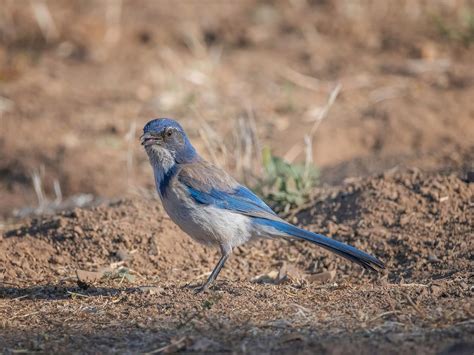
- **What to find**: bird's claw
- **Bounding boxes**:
[193,284,208,294]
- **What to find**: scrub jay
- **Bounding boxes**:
[141,118,384,292]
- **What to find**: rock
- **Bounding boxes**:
[252,265,304,285]
[49,255,66,264]
[76,269,104,283]
[139,286,163,295]
[251,270,280,284]
[306,270,336,284]
[278,262,304,282]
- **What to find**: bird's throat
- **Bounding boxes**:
[147,146,176,195]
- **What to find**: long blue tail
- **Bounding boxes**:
[255,219,385,272]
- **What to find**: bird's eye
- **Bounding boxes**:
[166,129,173,137]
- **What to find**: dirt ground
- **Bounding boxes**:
[0,1,473,354]
[1,171,472,353]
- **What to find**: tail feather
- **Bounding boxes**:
[255,219,385,272]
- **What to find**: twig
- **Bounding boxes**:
[369,85,406,104]
[12,295,30,301]
[143,337,188,354]
[404,294,425,317]
[181,23,206,58]
[10,311,41,320]
[282,143,303,163]
[399,283,429,288]
[309,83,342,137]
[303,83,341,176]
[127,268,146,280]
[290,303,312,320]
[67,291,90,298]
[367,310,401,323]
[280,67,325,92]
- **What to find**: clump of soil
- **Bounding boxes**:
[293,169,472,283]
[1,171,472,353]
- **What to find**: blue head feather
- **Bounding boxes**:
[143,118,198,164]
[144,118,185,134]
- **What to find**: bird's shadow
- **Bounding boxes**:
[0,280,240,300]
[0,283,141,300]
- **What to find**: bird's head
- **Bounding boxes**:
[141,118,198,166]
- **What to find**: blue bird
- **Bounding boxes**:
[141,118,384,292]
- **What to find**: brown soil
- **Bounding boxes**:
[1,170,472,353]
[1,1,473,353]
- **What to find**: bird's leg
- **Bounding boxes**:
[194,246,231,293]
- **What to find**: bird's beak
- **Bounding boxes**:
[140,132,161,147]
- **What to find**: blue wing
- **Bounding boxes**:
[174,161,385,271]
[176,161,279,221]
[188,184,277,216]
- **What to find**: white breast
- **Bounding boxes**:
[161,185,252,250]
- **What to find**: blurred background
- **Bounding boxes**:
[1,0,473,219]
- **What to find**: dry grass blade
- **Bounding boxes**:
[30,0,59,42]
[104,0,123,46]
[367,310,402,323]
[31,168,46,208]
[303,83,341,176]
[53,178,62,204]
[404,293,425,317]
[234,107,261,182]
[280,66,324,92]
[193,108,228,167]
[303,134,313,179]
[10,311,41,321]
[198,125,222,166]
[399,283,429,288]
[125,119,137,187]
[67,291,90,298]
[309,83,342,137]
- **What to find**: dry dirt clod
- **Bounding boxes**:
[75,269,104,283]
[306,270,336,284]
[139,286,163,295]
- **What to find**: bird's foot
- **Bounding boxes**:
[192,284,209,294]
